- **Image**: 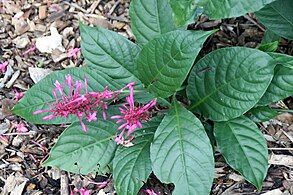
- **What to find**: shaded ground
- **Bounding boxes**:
[0,0,292,194]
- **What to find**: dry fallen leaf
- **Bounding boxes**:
[261,188,283,195]
[269,154,293,167]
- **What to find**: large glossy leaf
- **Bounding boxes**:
[255,0,293,40]
[137,29,215,98]
[44,120,117,175]
[113,120,160,195]
[268,52,293,69]
[258,65,293,105]
[129,0,176,46]
[169,0,202,26]
[204,0,276,20]
[214,116,268,190]
[246,106,278,122]
[80,23,142,85]
[151,101,214,195]
[13,67,124,124]
[187,47,275,121]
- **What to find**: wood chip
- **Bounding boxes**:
[39,5,47,20]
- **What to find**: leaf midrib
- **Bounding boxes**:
[145,32,206,90]
[226,122,258,186]
[174,103,191,192]
[189,58,274,110]
[81,25,141,82]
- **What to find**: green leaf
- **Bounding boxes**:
[187,47,275,121]
[137,29,215,98]
[169,0,202,26]
[268,52,293,69]
[258,65,293,105]
[214,116,268,190]
[129,0,176,46]
[151,101,214,195]
[261,30,280,44]
[44,120,117,175]
[204,0,276,19]
[258,41,278,52]
[13,67,124,124]
[246,106,278,122]
[113,120,160,195]
[255,0,293,40]
[80,23,142,85]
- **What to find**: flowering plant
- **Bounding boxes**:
[13,0,293,194]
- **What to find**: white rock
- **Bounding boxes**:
[29,67,52,83]
[35,26,65,53]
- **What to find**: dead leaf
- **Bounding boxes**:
[261,189,283,195]
[10,180,28,195]
[269,154,293,167]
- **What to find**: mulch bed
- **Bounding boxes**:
[0,0,292,194]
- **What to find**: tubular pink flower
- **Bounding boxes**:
[15,122,28,133]
[0,61,8,73]
[145,189,158,195]
[33,75,115,132]
[68,48,81,59]
[111,83,156,145]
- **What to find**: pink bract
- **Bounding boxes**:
[111,83,156,145]
[33,75,114,132]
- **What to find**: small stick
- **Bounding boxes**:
[268,148,293,151]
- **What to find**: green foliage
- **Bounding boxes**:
[203,0,276,19]
[137,29,215,98]
[169,0,202,26]
[256,0,293,40]
[44,120,117,175]
[187,47,275,121]
[129,0,176,46]
[258,41,278,52]
[258,65,293,105]
[246,106,278,122]
[268,53,293,69]
[215,116,268,190]
[113,120,159,195]
[261,30,280,44]
[80,23,142,86]
[151,101,214,195]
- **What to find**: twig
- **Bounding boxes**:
[2,131,36,136]
[269,148,293,151]
[61,172,69,195]
[244,14,265,31]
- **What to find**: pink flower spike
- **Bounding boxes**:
[22,44,36,55]
[78,188,90,195]
[15,122,28,133]
[112,83,156,145]
[145,189,158,195]
[0,61,8,73]
[68,48,81,59]
[33,75,117,133]
[86,112,97,122]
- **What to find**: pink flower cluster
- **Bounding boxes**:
[111,83,156,145]
[33,75,156,145]
[33,75,114,132]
